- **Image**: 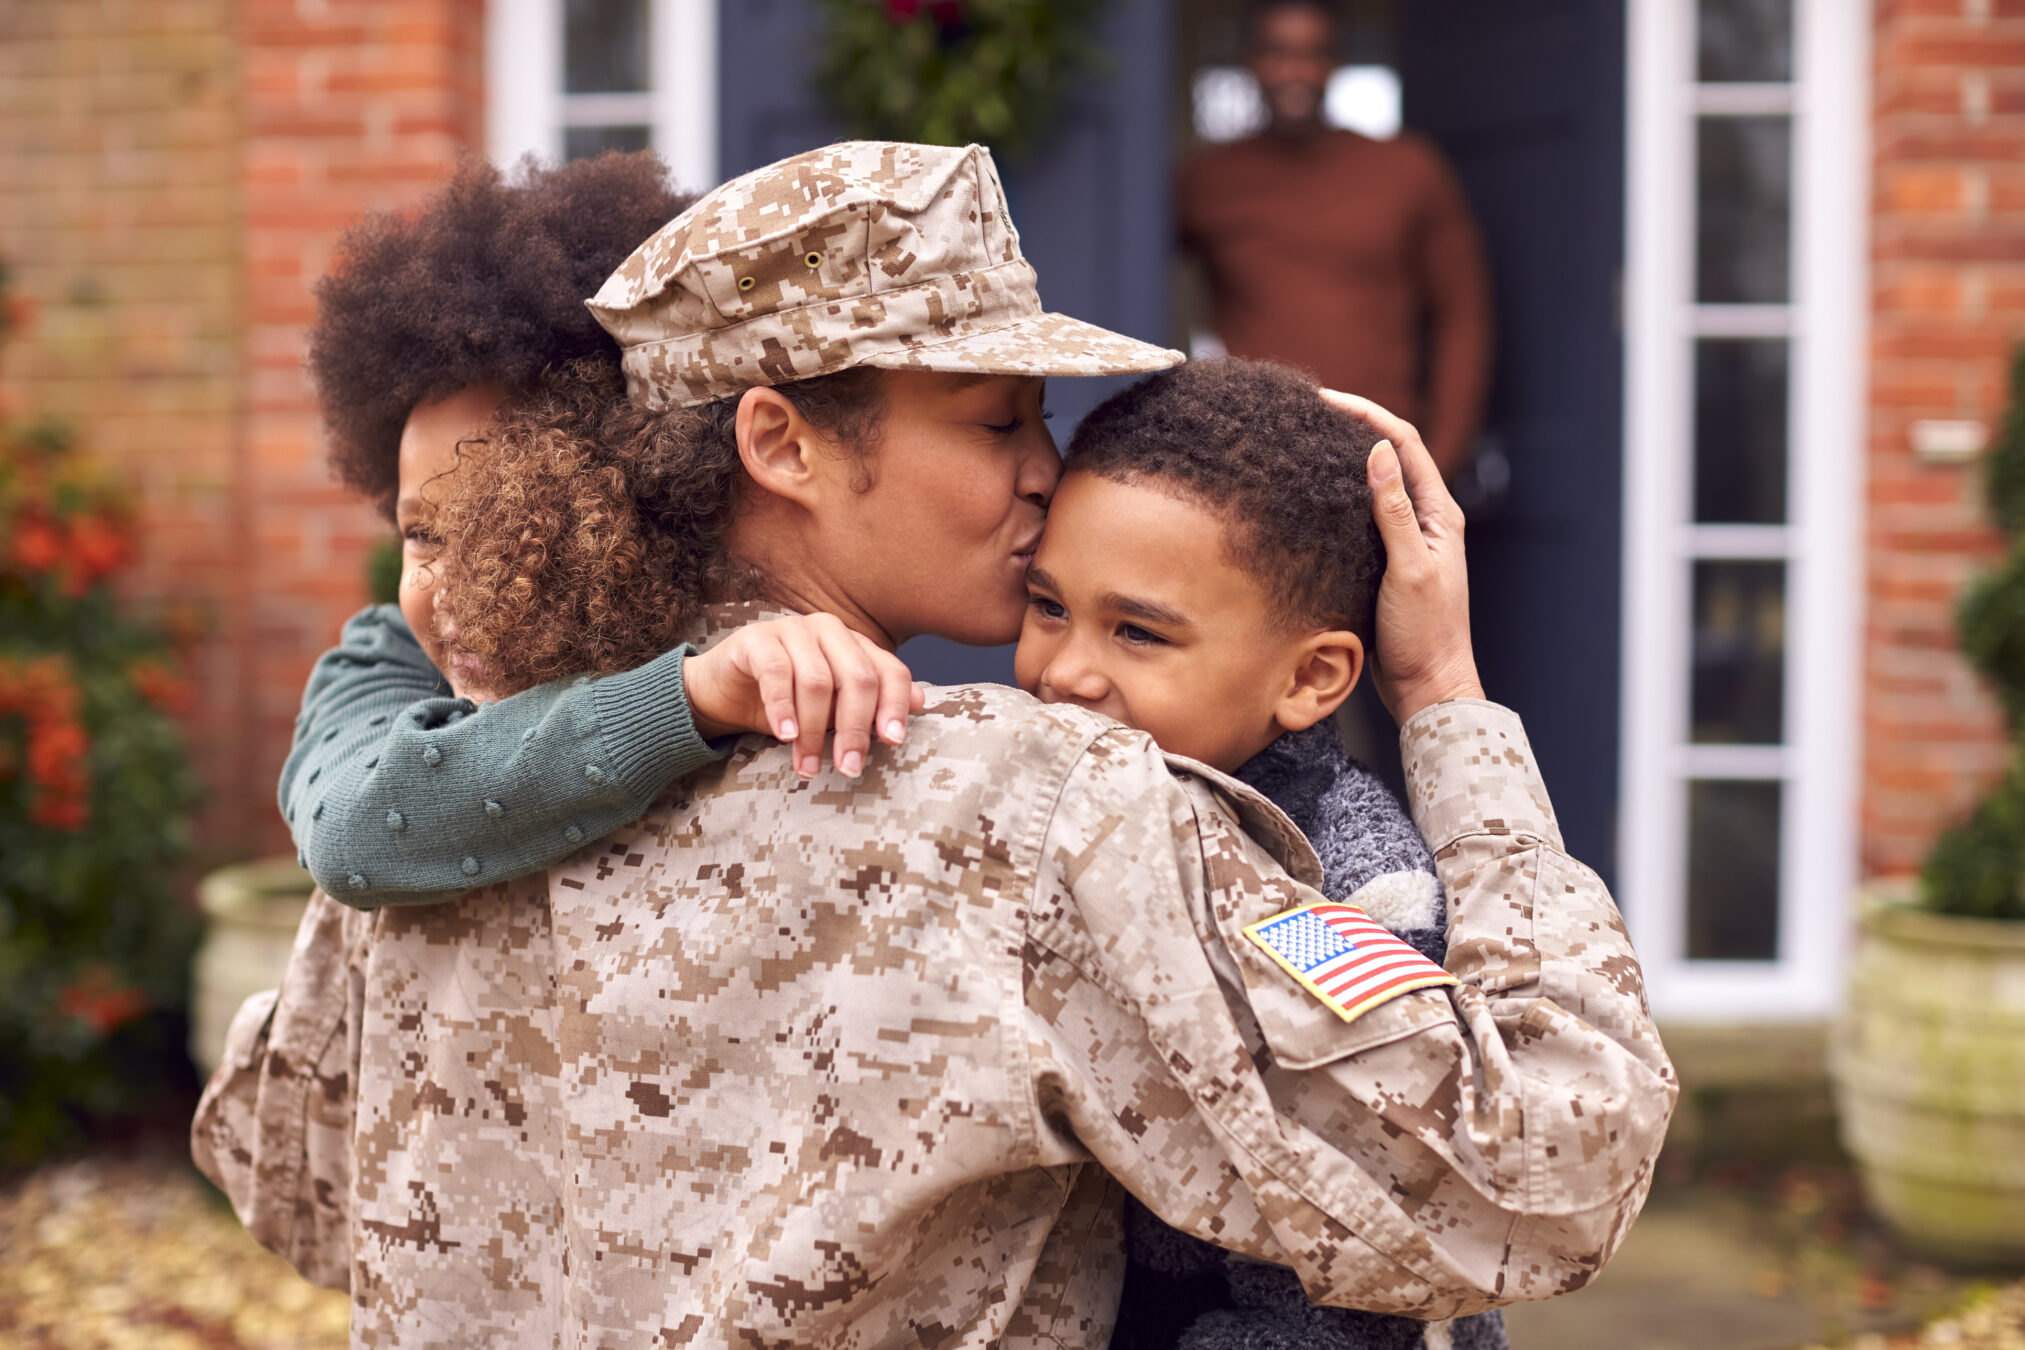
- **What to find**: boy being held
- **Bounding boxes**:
[1017,358,1505,1350]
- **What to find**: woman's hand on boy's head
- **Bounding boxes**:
[684,613,925,781]
[1320,390,1485,724]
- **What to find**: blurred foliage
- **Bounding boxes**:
[0,262,203,1166]
[815,0,1107,160]
[1984,347,2025,538]
[368,536,401,607]
[1925,347,2025,920]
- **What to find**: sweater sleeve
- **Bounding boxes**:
[281,605,728,910]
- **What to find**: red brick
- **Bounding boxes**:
[1864,0,2025,885]
[0,0,490,857]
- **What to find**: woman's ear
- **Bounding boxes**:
[735,387,823,507]
[1274,631,1366,733]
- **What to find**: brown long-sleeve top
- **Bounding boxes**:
[1177,130,1493,473]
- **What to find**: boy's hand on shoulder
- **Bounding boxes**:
[684,613,925,781]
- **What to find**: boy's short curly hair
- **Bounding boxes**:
[307,151,695,517]
[1065,357,1384,642]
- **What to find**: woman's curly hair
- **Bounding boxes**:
[307,151,695,517]
[430,360,887,692]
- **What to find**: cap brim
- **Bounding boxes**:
[860,311,1184,381]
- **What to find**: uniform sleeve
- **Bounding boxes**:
[282,605,727,910]
[1017,702,1674,1318]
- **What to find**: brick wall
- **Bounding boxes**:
[0,0,245,853]
[1,0,484,860]
[238,0,484,855]
[1864,0,2025,877]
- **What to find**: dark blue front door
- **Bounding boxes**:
[1399,0,1627,880]
[716,0,1174,686]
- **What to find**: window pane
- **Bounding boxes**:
[1686,779,1781,960]
[1697,0,1793,83]
[1692,560,1784,744]
[565,0,649,94]
[1696,116,1791,304]
[564,124,651,161]
[1694,339,1788,524]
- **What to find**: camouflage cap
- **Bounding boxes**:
[587,141,1185,409]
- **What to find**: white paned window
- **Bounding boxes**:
[487,0,717,191]
[1621,0,1868,1019]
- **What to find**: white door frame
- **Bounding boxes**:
[1619,0,1870,1021]
[486,0,718,192]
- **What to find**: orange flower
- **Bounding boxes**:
[130,660,195,715]
[32,792,89,830]
[0,655,91,831]
[9,516,65,574]
[67,512,132,583]
[26,717,87,782]
[56,965,150,1036]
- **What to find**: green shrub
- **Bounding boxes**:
[815,0,1106,160]
[1983,346,2025,538]
[368,535,401,606]
[0,264,203,1165]
[1922,766,2025,920]
[1924,346,2025,921]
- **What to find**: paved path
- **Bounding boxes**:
[4,1153,2019,1349]
[1504,1171,1992,1350]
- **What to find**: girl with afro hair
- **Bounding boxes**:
[280,152,921,908]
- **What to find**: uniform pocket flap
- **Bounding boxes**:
[1222,905,1456,1071]
[224,987,279,1067]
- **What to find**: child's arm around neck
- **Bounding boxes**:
[281,605,723,908]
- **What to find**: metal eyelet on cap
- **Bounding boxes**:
[737,276,756,292]
[803,251,822,269]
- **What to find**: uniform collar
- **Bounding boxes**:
[685,600,803,654]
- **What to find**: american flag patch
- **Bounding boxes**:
[1243,903,1458,1023]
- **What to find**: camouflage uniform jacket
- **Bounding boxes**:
[340,602,1674,1347]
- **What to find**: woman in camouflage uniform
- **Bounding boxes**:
[201,142,1672,1349]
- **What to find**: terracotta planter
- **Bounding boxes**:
[189,859,315,1076]
[1831,892,2025,1267]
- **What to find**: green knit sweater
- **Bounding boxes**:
[279,605,726,908]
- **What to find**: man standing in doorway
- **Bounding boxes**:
[1177,0,1494,789]
[1178,0,1491,478]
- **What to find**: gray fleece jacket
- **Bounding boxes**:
[1111,722,1509,1350]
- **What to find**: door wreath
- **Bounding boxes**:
[815,0,1109,160]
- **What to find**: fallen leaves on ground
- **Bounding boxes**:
[1803,1281,2025,1350]
[0,1150,2018,1350]
[0,1155,349,1349]
[1900,1282,2025,1350]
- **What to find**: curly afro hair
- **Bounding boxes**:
[1065,357,1385,642]
[430,361,888,693]
[307,151,695,517]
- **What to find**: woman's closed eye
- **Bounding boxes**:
[403,524,442,550]
[984,409,1052,434]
